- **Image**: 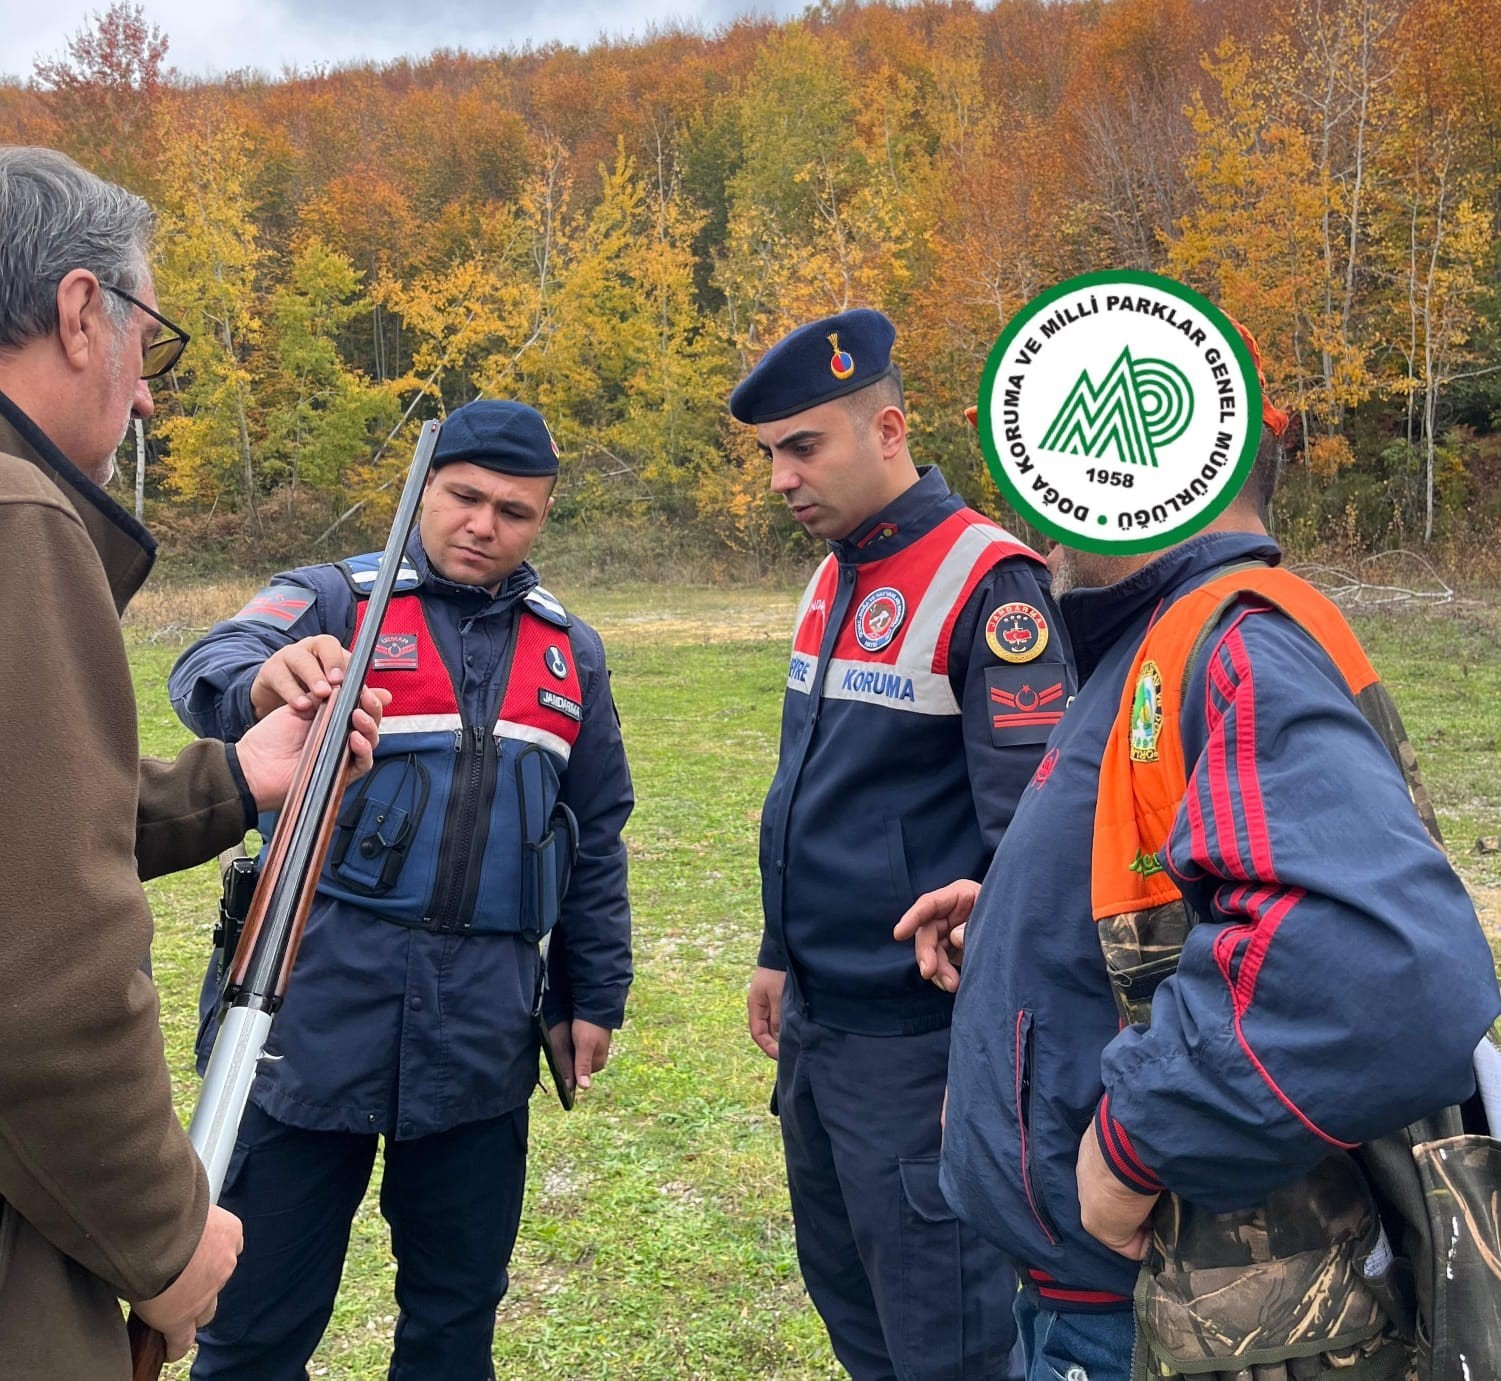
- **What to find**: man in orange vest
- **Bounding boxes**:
[898,326,1500,1381]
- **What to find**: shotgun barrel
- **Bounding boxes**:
[129,420,440,1377]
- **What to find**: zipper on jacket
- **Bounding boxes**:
[1015,1009,1061,1245]
[423,723,490,928]
[421,610,520,930]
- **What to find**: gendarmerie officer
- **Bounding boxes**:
[734,309,1074,1380]
[169,400,634,1380]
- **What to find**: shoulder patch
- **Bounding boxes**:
[986,664,1068,747]
[233,585,316,629]
[985,602,1050,663]
[338,552,421,600]
[523,585,572,628]
[1129,660,1164,763]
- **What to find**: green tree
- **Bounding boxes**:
[261,239,398,514]
[152,114,267,532]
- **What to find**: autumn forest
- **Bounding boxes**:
[5,0,1499,573]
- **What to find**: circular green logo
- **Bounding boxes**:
[977,271,1263,555]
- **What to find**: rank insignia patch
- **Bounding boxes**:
[854,587,906,651]
[545,645,569,679]
[985,602,1050,663]
[1130,660,1164,762]
[986,665,1066,746]
[538,687,582,721]
[235,585,314,629]
[827,331,855,380]
[373,633,419,670]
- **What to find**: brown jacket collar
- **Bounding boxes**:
[0,388,157,615]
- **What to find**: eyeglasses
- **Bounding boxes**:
[100,283,190,380]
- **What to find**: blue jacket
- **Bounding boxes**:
[169,536,634,1139]
[942,531,1501,1306]
[761,467,1073,1035]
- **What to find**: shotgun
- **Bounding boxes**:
[128,420,440,1377]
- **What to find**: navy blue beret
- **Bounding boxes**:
[729,308,898,424]
[433,400,560,476]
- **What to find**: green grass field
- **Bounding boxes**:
[131,586,1501,1379]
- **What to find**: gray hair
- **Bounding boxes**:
[0,146,154,350]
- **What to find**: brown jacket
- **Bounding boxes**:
[0,394,251,1379]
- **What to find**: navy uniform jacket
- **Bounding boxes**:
[168,535,633,1139]
[942,532,1501,1306]
[761,467,1074,1035]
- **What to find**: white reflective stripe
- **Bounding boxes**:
[350,560,419,588]
[526,585,567,621]
[375,712,571,759]
[379,713,463,735]
[790,555,835,645]
[787,652,820,695]
[834,516,1008,711]
[811,521,1019,716]
[495,718,573,763]
[821,656,957,715]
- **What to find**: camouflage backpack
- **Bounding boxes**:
[1091,565,1501,1381]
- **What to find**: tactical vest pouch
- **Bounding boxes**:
[1131,1153,1411,1381]
[516,746,576,940]
[1356,1095,1501,1381]
[330,753,430,897]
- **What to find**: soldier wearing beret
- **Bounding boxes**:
[168,400,635,1379]
[733,309,1073,1379]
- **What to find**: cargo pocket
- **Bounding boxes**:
[330,754,429,896]
[1132,1153,1409,1381]
[898,1156,963,1380]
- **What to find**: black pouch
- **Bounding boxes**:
[515,745,576,940]
[330,753,430,896]
[214,852,258,985]
[1358,1093,1501,1381]
[532,933,576,1111]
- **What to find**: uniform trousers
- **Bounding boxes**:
[190,1101,528,1381]
[776,991,1022,1380]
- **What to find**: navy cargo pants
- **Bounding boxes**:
[190,1101,528,1381]
[776,991,1022,1380]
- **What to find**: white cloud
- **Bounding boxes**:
[2,0,810,83]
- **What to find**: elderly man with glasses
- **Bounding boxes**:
[0,146,385,1380]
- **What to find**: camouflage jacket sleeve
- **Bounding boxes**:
[1097,606,1501,1210]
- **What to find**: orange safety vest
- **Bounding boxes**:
[1088,564,1438,1026]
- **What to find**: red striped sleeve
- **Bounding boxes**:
[1094,1095,1165,1193]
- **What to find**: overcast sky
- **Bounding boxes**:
[2,0,814,83]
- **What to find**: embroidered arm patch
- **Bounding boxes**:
[986,664,1068,746]
[233,584,315,629]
